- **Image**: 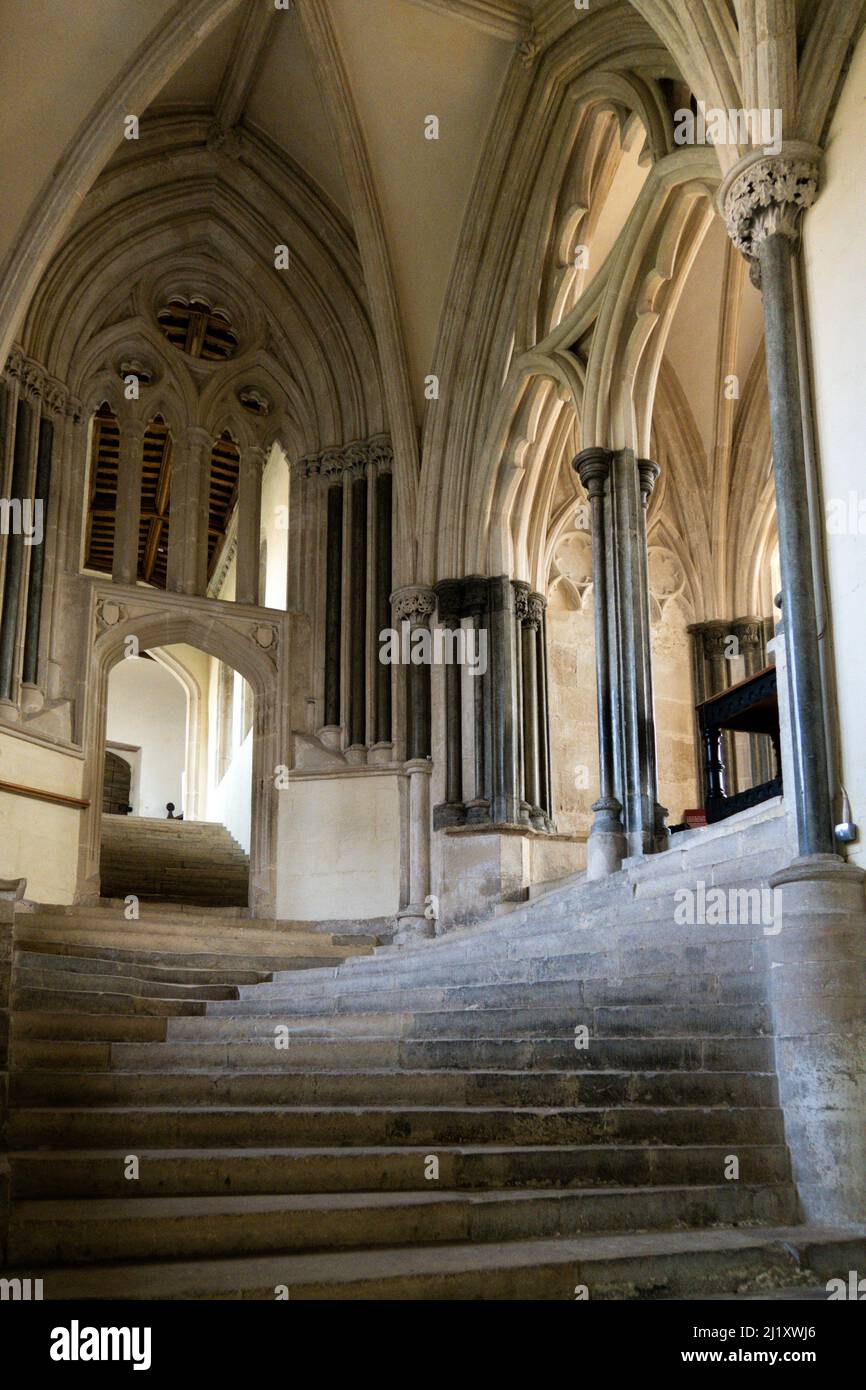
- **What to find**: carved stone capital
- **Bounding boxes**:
[367,435,394,472]
[433,578,465,623]
[319,448,345,481]
[18,357,46,406]
[731,616,763,650]
[525,592,546,630]
[697,621,732,660]
[42,380,69,418]
[343,442,371,480]
[512,580,530,623]
[637,458,661,501]
[392,584,436,627]
[302,434,395,483]
[3,345,25,384]
[720,144,822,260]
[573,446,611,498]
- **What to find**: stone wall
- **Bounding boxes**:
[275,770,403,921]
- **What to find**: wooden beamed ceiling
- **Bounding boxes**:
[84,411,241,590]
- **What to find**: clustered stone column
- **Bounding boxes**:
[296,436,394,758]
[431,575,553,833]
[574,445,667,873]
[112,414,147,588]
[167,424,212,598]
[721,143,833,859]
[574,448,625,877]
[721,142,866,1224]
[392,584,435,941]
[0,351,66,713]
[235,443,268,606]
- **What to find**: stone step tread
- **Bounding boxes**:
[16,970,239,999]
[9,1182,791,1223]
[18,942,354,967]
[13,989,206,1017]
[9,1142,793,1159]
[7,1224,860,1300]
[12,1067,778,1080]
[15,952,272,984]
[12,1102,782,1118]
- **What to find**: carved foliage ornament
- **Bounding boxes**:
[4,347,77,418]
[296,435,394,480]
[723,153,820,259]
[392,587,436,626]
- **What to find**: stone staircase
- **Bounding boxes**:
[100,815,250,906]
[6,804,866,1299]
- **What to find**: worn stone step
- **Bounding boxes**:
[9,1103,786,1150]
[237,972,768,1013]
[12,1013,169,1043]
[201,999,772,1039]
[10,1068,779,1110]
[12,1222,859,1302]
[12,987,206,1018]
[15,967,239,1002]
[18,939,351,972]
[15,1032,776,1073]
[273,940,768,993]
[9,1141,793,1199]
[16,949,272,986]
[18,925,367,957]
[8,1183,797,1266]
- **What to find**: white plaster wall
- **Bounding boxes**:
[0,731,83,903]
[276,773,402,920]
[260,445,289,610]
[203,658,253,851]
[161,643,211,818]
[210,729,252,853]
[802,29,866,870]
[106,657,186,818]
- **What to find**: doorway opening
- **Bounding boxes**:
[100,642,255,907]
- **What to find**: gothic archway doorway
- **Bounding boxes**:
[82,593,283,917]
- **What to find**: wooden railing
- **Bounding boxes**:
[0,779,90,811]
[696,665,782,824]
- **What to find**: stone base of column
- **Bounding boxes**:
[317,725,343,751]
[464,798,491,825]
[653,802,671,854]
[368,742,394,766]
[392,907,435,946]
[767,853,866,1225]
[344,745,367,766]
[586,830,627,881]
[586,796,626,880]
[19,682,43,715]
[433,801,466,830]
